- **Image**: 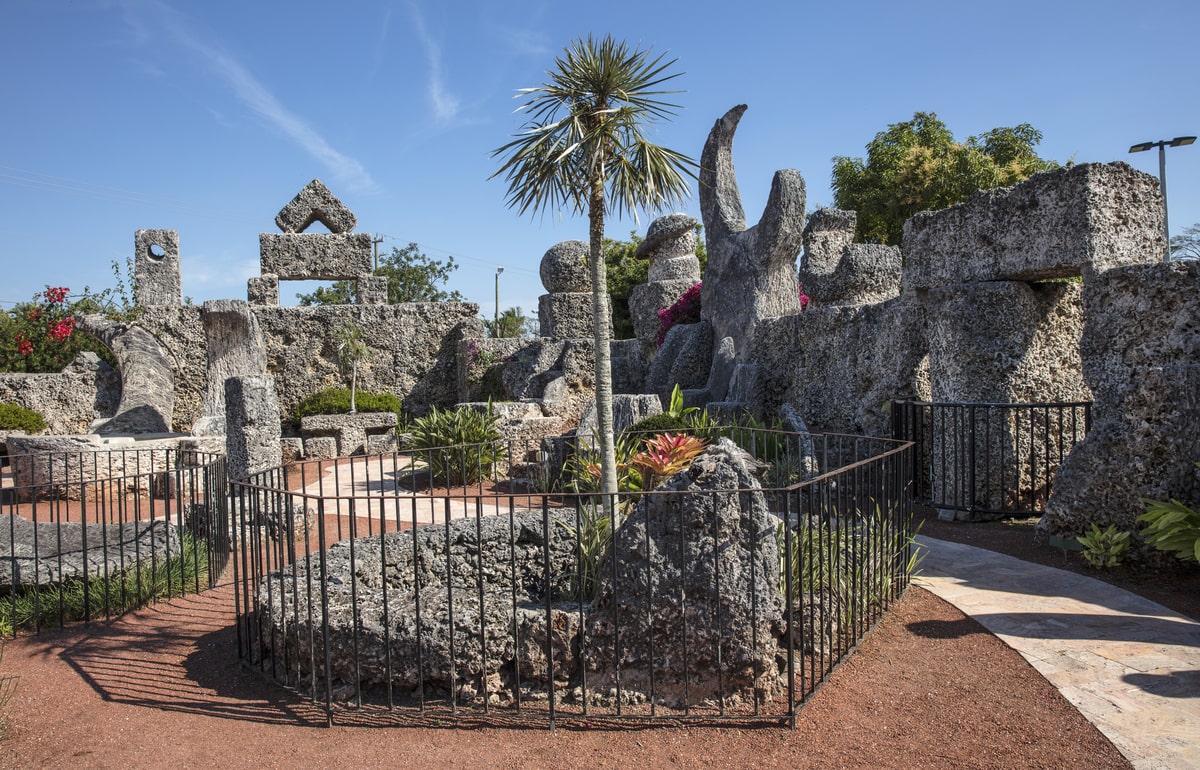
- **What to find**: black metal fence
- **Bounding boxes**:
[231,429,914,728]
[1,447,229,635]
[891,400,1091,519]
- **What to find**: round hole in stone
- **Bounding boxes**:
[148,243,167,260]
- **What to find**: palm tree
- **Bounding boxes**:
[336,323,370,414]
[491,34,696,496]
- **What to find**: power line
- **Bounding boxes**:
[0,165,261,225]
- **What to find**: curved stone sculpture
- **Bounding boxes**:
[77,315,174,434]
[699,105,807,357]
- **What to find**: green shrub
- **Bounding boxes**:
[292,388,404,425]
[1139,473,1200,564]
[625,412,689,436]
[1077,523,1131,569]
[0,403,47,434]
[409,405,502,485]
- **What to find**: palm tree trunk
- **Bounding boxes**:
[589,178,619,498]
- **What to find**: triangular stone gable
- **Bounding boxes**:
[274,179,357,234]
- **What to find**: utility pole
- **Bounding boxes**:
[371,235,384,271]
[494,267,504,333]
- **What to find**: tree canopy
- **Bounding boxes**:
[832,112,1058,245]
[296,243,464,305]
[1170,223,1200,260]
[484,306,537,338]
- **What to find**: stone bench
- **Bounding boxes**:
[299,412,398,458]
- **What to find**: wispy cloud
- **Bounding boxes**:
[370,2,394,78]
[407,2,461,124]
[117,0,377,193]
[495,24,552,58]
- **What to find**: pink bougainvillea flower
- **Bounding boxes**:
[43,286,69,304]
[48,317,75,342]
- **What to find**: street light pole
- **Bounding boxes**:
[494,267,504,333]
[1129,136,1196,262]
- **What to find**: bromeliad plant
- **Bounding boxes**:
[629,432,707,490]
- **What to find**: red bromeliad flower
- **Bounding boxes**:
[631,432,708,482]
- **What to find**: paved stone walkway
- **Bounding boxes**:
[916,536,1200,770]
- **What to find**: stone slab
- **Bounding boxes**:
[259,233,372,280]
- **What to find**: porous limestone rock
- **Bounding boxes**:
[224,375,281,480]
[259,233,373,280]
[133,229,182,307]
[576,393,663,448]
[0,353,119,435]
[902,162,1164,290]
[1044,261,1200,535]
[585,439,784,707]
[274,178,357,234]
[0,515,180,588]
[800,209,901,307]
[539,240,592,293]
[77,315,175,435]
[699,105,806,357]
[749,297,930,437]
[194,300,268,437]
[257,510,581,693]
[644,321,714,403]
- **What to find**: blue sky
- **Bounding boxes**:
[3,0,1198,319]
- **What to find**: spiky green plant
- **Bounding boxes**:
[408,405,503,486]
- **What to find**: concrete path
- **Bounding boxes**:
[297,454,541,526]
[916,536,1200,770]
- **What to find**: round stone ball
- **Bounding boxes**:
[540,240,592,293]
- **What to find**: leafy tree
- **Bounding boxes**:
[491,34,697,497]
[0,287,116,373]
[1171,223,1200,260]
[604,225,706,340]
[296,243,464,305]
[484,306,536,338]
[832,112,1058,245]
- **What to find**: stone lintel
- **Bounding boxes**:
[902,162,1164,290]
[259,233,372,280]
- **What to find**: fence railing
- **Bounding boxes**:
[1,447,229,635]
[891,400,1091,520]
[231,429,915,728]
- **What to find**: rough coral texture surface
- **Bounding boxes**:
[902,162,1164,290]
[258,233,373,280]
[0,353,119,434]
[586,440,783,706]
[273,178,357,234]
[1044,260,1200,534]
[699,105,805,356]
